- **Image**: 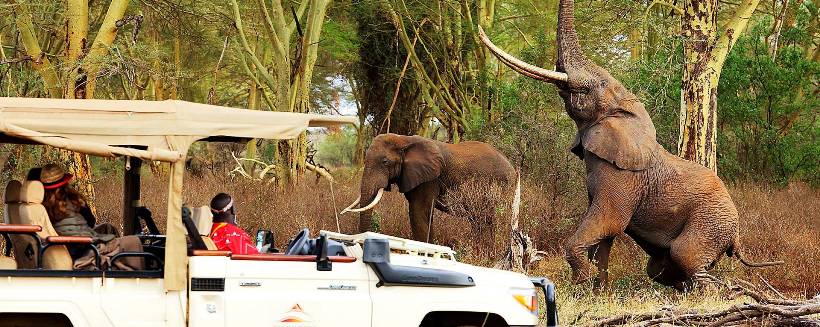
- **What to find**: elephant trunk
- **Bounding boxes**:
[555,0,606,90]
[556,0,582,72]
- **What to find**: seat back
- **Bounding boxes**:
[18,181,72,270]
[4,180,22,224]
[2,181,22,269]
[191,206,217,250]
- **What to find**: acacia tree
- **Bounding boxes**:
[230,0,332,185]
[677,0,761,170]
[375,0,501,141]
[9,0,130,206]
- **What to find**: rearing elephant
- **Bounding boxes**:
[479,0,782,289]
[342,133,518,242]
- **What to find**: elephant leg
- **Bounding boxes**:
[588,237,614,291]
[564,210,628,284]
[405,181,441,242]
[646,253,688,290]
[564,195,635,285]
[668,224,727,290]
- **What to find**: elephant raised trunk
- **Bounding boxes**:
[477,0,606,93]
[556,0,582,72]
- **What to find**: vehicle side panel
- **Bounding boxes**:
[223,258,371,326]
[0,276,166,327]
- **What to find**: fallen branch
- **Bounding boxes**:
[229,152,333,183]
[584,275,820,327]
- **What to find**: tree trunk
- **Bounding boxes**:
[65,0,88,99]
[233,0,331,186]
[244,81,260,174]
[83,0,130,98]
[13,1,62,98]
[678,0,760,171]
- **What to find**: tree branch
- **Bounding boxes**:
[11,0,62,98]
[714,0,761,67]
[231,0,279,93]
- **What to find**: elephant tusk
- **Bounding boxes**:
[477,26,568,83]
[344,188,385,213]
[339,196,361,215]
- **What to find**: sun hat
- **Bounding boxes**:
[39,164,74,190]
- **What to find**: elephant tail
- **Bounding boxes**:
[729,242,785,268]
[511,173,521,226]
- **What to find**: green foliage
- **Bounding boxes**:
[315,127,359,167]
[717,20,820,186]
[621,12,818,186]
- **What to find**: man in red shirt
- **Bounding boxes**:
[209,193,259,255]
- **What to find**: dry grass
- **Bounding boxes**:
[5,168,818,324]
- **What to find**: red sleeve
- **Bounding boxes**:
[213,225,259,255]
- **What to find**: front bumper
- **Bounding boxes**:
[530,277,558,326]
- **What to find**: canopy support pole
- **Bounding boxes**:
[164,158,187,291]
[122,156,142,235]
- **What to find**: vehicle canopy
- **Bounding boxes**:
[0,97,357,290]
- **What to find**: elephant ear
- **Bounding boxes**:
[399,137,444,193]
[575,110,660,171]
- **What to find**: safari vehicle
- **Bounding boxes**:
[0,97,558,327]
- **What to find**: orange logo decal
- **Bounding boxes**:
[275,303,314,326]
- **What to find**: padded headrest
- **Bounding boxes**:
[192,206,214,235]
[20,181,45,204]
[5,180,22,203]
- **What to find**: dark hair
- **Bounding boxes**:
[26,168,42,181]
[42,184,87,222]
[210,193,235,223]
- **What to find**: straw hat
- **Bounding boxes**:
[40,164,73,190]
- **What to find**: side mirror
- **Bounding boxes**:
[363,238,390,264]
[315,234,332,271]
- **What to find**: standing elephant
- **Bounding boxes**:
[342,133,518,242]
[479,0,781,289]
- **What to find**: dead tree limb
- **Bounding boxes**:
[584,276,820,327]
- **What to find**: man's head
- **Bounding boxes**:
[210,193,236,225]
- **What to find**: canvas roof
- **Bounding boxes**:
[0,97,356,291]
[0,97,357,162]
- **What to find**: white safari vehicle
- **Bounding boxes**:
[0,98,557,327]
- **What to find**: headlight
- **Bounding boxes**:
[510,287,538,315]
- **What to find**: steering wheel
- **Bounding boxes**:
[285,228,310,255]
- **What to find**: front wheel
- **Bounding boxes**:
[419,312,508,327]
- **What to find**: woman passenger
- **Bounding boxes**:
[39,163,144,270]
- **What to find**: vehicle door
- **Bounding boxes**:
[222,254,372,326]
[99,273,166,327]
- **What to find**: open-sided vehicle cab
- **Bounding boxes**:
[0,97,556,327]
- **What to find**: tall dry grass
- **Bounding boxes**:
[91,170,818,293]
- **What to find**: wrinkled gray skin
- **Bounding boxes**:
[355,133,516,242]
[481,0,781,290]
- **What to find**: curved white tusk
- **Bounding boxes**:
[477,26,568,83]
[344,188,385,213]
[339,196,361,215]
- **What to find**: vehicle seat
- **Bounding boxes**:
[3,180,22,224]
[17,181,72,270]
[4,180,26,269]
[191,206,217,250]
[1,181,22,269]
